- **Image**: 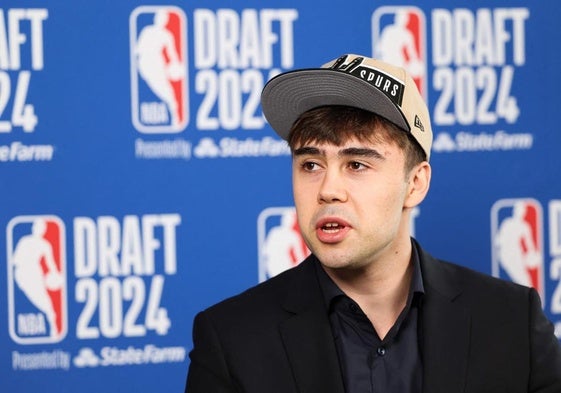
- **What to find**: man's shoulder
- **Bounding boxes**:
[420,246,533,307]
[201,257,316,322]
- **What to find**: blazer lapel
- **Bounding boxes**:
[277,246,472,393]
[278,257,345,393]
[419,246,471,393]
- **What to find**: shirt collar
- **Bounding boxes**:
[315,238,425,310]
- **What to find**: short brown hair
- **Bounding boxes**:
[288,106,426,172]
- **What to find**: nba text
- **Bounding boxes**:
[73,214,181,339]
[194,8,297,130]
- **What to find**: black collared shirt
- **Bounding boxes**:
[315,242,425,393]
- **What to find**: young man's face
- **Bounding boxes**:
[292,133,421,272]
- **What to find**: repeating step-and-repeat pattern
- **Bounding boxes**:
[1,1,560,392]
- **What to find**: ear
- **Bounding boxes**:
[404,161,431,208]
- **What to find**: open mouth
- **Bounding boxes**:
[316,218,351,243]
[321,222,344,233]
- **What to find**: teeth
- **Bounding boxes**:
[322,222,341,232]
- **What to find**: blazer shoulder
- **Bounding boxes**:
[201,257,317,322]
[419,245,534,308]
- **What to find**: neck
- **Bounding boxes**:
[323,236,414,339]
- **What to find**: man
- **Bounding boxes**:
[185,54,561,392]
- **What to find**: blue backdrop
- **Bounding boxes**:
[1,1,560,392]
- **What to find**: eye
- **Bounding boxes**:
[348,161,366,171]
[302,161,319,171]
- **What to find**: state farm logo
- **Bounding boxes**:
[257,207,309,283]
[6,216,68,344]
[491,199,545,300]
[130,6,188,133]
[372,6,427,97]
[73,344,186,368]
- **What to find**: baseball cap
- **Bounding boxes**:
[261,54,432,160]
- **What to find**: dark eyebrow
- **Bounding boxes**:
[292,146,385,160]
[339,147,385,160]
[293,146,323,156]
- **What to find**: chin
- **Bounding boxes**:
[315,251,352,269]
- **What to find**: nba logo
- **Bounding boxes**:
[6,216,67,344]
[372,6,427,98]
[257,207,310,283]
[130,6,188,133]
[491,199,545,303]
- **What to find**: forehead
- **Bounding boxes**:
[289,121,404,152]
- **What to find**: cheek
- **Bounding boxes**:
[386,185,410,218]
[293,177,316,204]
[294,207,313,245]
[293,185,312,223]
[292,173,304,198]
[292,185,306,210]
[358,184,407,216]
[294,196,312,220]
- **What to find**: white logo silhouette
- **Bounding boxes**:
[374,9,425,80]
[135,10,185,129]
[261,210,309,279]
[74,348,101,368]
[12,219,63,338]
[194,138,220,158]
[495,201,541,287]
[432,133,456,152]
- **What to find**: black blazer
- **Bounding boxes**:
[186,241,561,393]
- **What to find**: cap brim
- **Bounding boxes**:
[261,68,410,140]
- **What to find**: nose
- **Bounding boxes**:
[318,168,348,204]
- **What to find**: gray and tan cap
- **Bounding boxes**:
[261,54,433,160]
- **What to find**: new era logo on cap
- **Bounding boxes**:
[414,115,425,132]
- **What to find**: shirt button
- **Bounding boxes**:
[377,347,386,356]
